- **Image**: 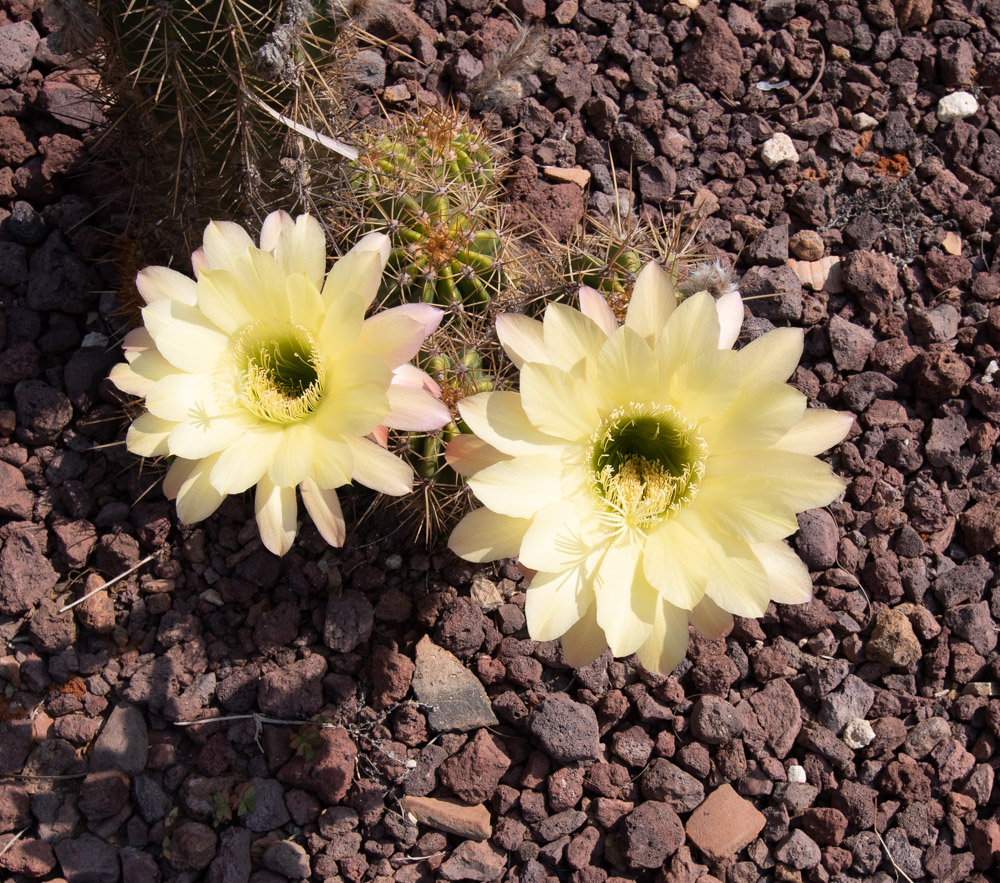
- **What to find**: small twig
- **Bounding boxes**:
[172,712,336,728]
[874,799,916,883]
[59,553,158,613]
[243,88,359,161]
[0,828,29,860]
[0,772,89,781]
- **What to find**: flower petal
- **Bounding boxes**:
[262,212,327,291]
[193,268,256,334]
[635,597,690,675]
[201,220,255,271]
[578,286,618,336]
[285,272,326,330]
[317,289,366,356]
[125,412,173,457]
[393,362,442,395]
[666,347,740,421]
[355,303,442,368]
[518,501,596,573]
[696,475,800,543]
[135,265,198,306]
[700,382,806,455]
[593,543,656,657]
[255,476,297,556]
[109,347,178,398]
[525,566,596,642]
[737,326,804,385]
[144,373,221,422]
[753,540,814,604]
[308,431,353,488]
[167,412,255,460]
[300,477,346,547]
[559,603,609,668]
[468,454,565,518]
[495,313,547,368]
[345,435,413,495]
[384,384,450,431]
[773,408,854,456]
[164,454,225,524]
[626,261,677,342]
[595,325,661,404]
[210,428,283,494]
[268,422,315,488]
[141,299,229,373]
[543,302,607,372]
[445,434,511,477]
[708,449,845,513]
[520,361,601,442]
[699,525,773,618]
[449,508,532,562]
[458,391,564,457]
[688,595,734,640]
[321,232,389,309]
[654,291,721,380]
[715,290,744,349]
[642,519,708,611]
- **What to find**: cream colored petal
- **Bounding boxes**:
[383,384,450,431]
[715,290,744,349]
[559,602,609,668]
[448,508,532,562]
[321,234,389,309]
[458,391,563,457]
[753,540,814,604]
[210,428,283,494]
[635,597,690,675]
[300,477,346,547]
[307,431,353,488]
[345,435,413,495]
[543,302,607,371]
[354,304,442,368]
[524,566,596,642]
[165,454,225,524]
[135,265,198,306]
[594,542,656,657]
[700,382,806,455]
[696,474,800,543]
[737,326,804,385]
[520,361,601,442]
[773,408,854,455]
[311,380,389,438]
[255,476,297,556]
[595,325,660,404]
[695,518,773,618]
[688,595,734,640]
[578,286,618,336]
[468,454,566,518]
[190,247,208,277]
[142,299,229,373]
[229,247,294,322]
[125,412,173,457]
[268,422,314,488]
[654,291,721,379]
[194,268,256,334]
[285,273,326,331]
[708,449,845,513]
[626,261,677,342]
[642,519,708,611]
[495,313,548,368]
[167,412,254,460]
[258,210,295,252]
[264,212,327,291]
[666,347,740,421]
[518,501,595,573]
[445,434,511,477]
[144,373,220,422]
[110,346,178,397]
[317,289,366,356]
[202,220,255,271]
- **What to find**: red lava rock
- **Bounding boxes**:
[0,837,56,877]
[168,821,218,872]
[14,379,73,444]
[842,250,902,317]
[640,759,705,813]
[0,460,32,519]
[924,252,973,291]
[620,800,684,869]
[438,840,506,882]
[913,348,971,403]
[775,829,822,870]
[685,784,766,863]
[881,759,931,803]
[611,726,654,768]
[78,769,130,820]
[796,807,849,846]
[827,314,876,372]
[510,181,585,243]
[51,518,97,570]
[0,783,30,832]
[38,78,105,129]
[277,727,357,805]
[689,695,744,745]
[748,679,801,758]
[547,766,584,812]
[0,521,57,616]
[866,607,922,667]
[0,21,38,84]
[370,644,415,710]
[527,693,602,763]
[257,654,327,718]
[75,575,115,635]
[794,509,840,570]
[324,590,374,653]
[959,496,1000,555]
[53,833,119,882]
[253,600,300,656]
[679,10,742,95]
[434,597,486,660]
[968,818,1000,871]
[439,729,511,804]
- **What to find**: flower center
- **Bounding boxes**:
[589,404,707,530]
[233,322,326,424]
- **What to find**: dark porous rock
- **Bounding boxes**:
[945,602,998,656]
[435,596,486,660]
[0,719,31,775]
[168,821,217,872]
[818,674,875,735]
[748,678,801,758]
[79,769,131,821]
[913,349,971,403]
[533,809,587,843]
[438,729,511,804]
[640,759,705,813]
[324,590,373,653]
[842,250,902,317]
[207,826,251,883]
[0,783,31,832]
[528,693,602,763]
[745,223,789,266]
[933,558,992,606]
[510,181,585,243]
[0,460,33,519]
[90,704,148,775]
[262,840,310,879]
[370,644,415,710]
[0,20,39,84]
[26,231,92,312]
[438,840,506,882]
[277,728,357,805]
[54,833,120,883]
[689,695,743,745]
[14,379,72,445]
[257,654,327,718]
[638,156,677,205]
[119,849,158,883]
[679,11,743,95]
[827,314,876,373]
[132,775,169,824]
[0,521,57,616]
[926,414,969,467]
[794,509,839,570]
[738,264,804,321]
[881,759,931,803]
[776,829,822,870]
[29,595,77,653]
[960,496,1000,555]
[866,607,921,667]
[216,663,260,714]
[621,800,684,869]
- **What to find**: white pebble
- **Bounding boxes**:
[761,132,799,169]
[842,718,876,749]
[787,764,807,784]
[851,112,878,132]
[81,331,109,348]
[937,91,979,123]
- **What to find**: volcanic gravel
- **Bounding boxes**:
[2,0,1000,881]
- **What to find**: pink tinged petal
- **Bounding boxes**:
[384,384,450,431]
[458,391,563,457]
[625,261,677,342]
[125,412,173,457]
[667,348,740,421]
[642,520,708,611]
[518,501,595,573]
[255,476,298,556]
[392,363,442,395]
[285,273,326,331]
[596,325,660,404]
[467,454,565,518]
[191,247,209,277]
[321,234,389,309]
[201,220,255,271]
[141,299,229,373]
[144,373,220,422]
[167,412,255,460]
[578,286,618,336]
[448,508,532,562]
[308,432,353,488]
[700,382,806,455]
[654,291,721,380]
[371,425,389,447]
[122,326,155,357]
[345,435,413,495]
[355,304,443,368]
[195,269,256,334]
[495,313,547,368]
[774,408,854,456]
[300,477,346,547]
[543,302,607,372]
[135,265,198,306]
[209,429,283,494]
[696,475,800,543]
[268,422,315,488]
[524,567,596,642]
[445,434,511,477]
[559,603,609,668]
[519,361,601,442]
[715,290,744,349]
[708,449,846,513]
[635,597,690,675]
[593,543,657,658]
[688,595,734,640]
[164,454,225,524]
[265,212,327,291]
[753,541,814,605]
[737,326,804,385]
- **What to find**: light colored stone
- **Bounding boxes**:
[438,840,506,882]
[852,112,878,132]
[692,188,720,215]
[760,132,798,169]
[788,256,843,293]
[787,764,807,784]
[401,795,492,841]
[469,574,503,612]
[685,784,766,863]
[543,166,591,188]
[937,91,979,122]
[942,231,963,255]
[842,718,876,749]
[963,682,997,697]
[411,636,497,733]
